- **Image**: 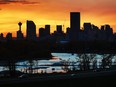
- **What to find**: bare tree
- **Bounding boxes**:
[61,58,71,72]
[101,54,115,69]
[77,54,96,71]
[92,58,97,70]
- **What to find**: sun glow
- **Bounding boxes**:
[0,0,116,37]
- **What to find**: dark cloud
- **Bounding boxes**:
[0,0,39,4]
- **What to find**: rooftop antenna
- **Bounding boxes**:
[62,19,66,33]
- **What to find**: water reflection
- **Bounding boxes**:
[0,53,116,74]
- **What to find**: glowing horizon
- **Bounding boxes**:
[0,0,116,37]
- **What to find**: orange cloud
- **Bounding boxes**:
[0,0,39,4]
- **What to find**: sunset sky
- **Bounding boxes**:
[0,0,116,37]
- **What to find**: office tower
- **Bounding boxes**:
[105,25,113,34]
[83,23,91,32]
[45,25,50,36]
[26,20,36,40]
[6,32,12,41]
[100,25,113,35]
[101,26,105,31]
[70,12,80,31]
[56,25,62,33]
[17,22,24,40]
[66,27,70,40]
[70,12,80,40]
[66,27,70,34]
[39,28,45,38]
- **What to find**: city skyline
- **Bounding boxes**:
[0,0,116,37]
[0,12,115,42]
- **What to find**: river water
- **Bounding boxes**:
[0,53,116,73]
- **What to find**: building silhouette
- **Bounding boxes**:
[52,25,66,42]
[105,25,113,35]
[1,12,115,42]
[17,22,24,40]
[26,20,36,40]
[104,25,113,41]
[65,27,70,40]
[84,23,92,32]
[6,32,12,41]
[39,25,51,38]
[56,25,63,34]
[0,33,4,40]
[39,27,45,38]
[70,12,81,40]
[45,25,50,36]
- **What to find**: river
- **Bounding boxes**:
[0,53,116,73]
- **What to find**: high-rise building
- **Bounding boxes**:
[26,20,36,40]
[101,26,105,31]
[105,25,113,34]
[56,25,62,33]
[6,32,12,41]
[70,12,80,40]
[45,25,50,36]
[39,28,45,38]
[70,12,80,31]
[83,23,91,32]
[66,27,70,40]
[66,27,70,34]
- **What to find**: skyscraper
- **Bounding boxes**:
[83,23,91,32]
[39,27,45,38]
[70,12,80,40]
[45,25,50,36]
[26,20,36,40]
[56,25,62,33]
[105,25,113,35]
[6,32,12,41]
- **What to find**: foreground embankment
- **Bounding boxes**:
[0,70,116,87]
